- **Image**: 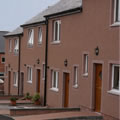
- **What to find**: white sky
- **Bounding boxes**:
[0,0,59,32]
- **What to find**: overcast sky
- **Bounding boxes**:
[0,0,59,32]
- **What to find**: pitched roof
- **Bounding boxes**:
[22,0,82,26]
[0,31,9,53]
[5,27,23,37]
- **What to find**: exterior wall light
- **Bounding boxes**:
[64,59,68,67]
[36,58,40,64]
[95,46,99,56]
[24,64,26,67]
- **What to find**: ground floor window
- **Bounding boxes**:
[51,70,59,91]
[13,72,18,87]
[27,67,33,83]
[73,66,78,88]
[112,64,120,91]
[83,54,88,76]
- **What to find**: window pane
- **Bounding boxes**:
[55,22,58,41]
[28,29,34,45]
[118,0,120,21]
[54,71,56,87]
[9,40,12,52]
[74,67,78,85]
[38,27,42,43]
[84,54,88,74]
[113,66,119,89]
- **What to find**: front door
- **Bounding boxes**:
[8,71,11,95]
[94,64,102,112]
[64,73,70,107]
[37,70,41,93]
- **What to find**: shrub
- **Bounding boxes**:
[25,92,32,100]
[10,97,17,102]
[32,93,40,102]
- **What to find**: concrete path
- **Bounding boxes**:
[13,111,102,120]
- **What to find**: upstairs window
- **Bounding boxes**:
[53,20,61,42]
[9,39,12,52]
[114,0,120,22]
[14,39,19,54]
[28,29,34,46]
[27,67,32,83]
[1,56,5,63]
[111,64,120,91]
[38,27,42,44]
[13,72,18,87]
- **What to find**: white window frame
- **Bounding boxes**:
[38,27,42,44]
[114,0,120,23]
[28,29,34,46]
[83,54,88,76]
[112,64,120,91]
[14,39,19,54]
[1,56,5,63]
[51,70,59,91]
[53,20,61,43]
[108,64,120,95]
[27,67,33,83]
[73,66,78,88]
[13,72,18,87]
[9,39,12,52]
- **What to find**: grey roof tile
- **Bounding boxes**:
[5,27,23,36]
[22,0,82,26]
[0,31,9,53]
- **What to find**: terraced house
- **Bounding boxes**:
[4,0,120,119]
[4,27,23,95]
[0,31,9,94]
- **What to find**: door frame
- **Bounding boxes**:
[19,72,24,95]
[91,61,104,112]
[8,70,11,95]
[62,71,70,107]
[36,69,41,93]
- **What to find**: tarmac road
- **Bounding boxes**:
[0,115,14,120]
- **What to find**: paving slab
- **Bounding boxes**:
[13,111,102,120]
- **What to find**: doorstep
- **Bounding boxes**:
[10,107,80,116]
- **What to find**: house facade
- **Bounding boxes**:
[4,27,23,95]
[4,0,120,119]
[20,22,46,103]
[0,31,8,94]
[0,31,8,79]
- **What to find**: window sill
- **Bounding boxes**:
[14,52,19,55]
[73,84,78,89]
[27,81,32,84]
[50,88,59,92]
[13,84,18,87]
[110,22,120,27]
[108,90,120,96]
[51,41,60,45]
[38,42,42,45]
[82,73,88,77]
[27,44,33,48]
